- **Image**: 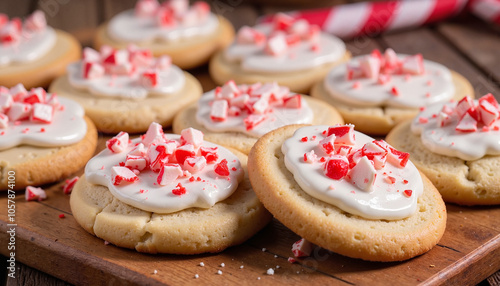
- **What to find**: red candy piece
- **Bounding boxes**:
[174,144,196,164]
[111,166,139,185]
[244,114,266,131]
[210,100,228,122]
[324,156,349,180]
[140,70,159,88]
[157,164,183,186]
[172,183,187,196]
[387,147,410,168]
[327,125,355,145]
[106,131,129,153]
[63,176,79,195]
[273,13,294,31]
[25,186,47,201]
[283,94,301,108]
[30,103,54,123]
[214,159,230,177]
[200,146,218,163]
[292,238,314,258]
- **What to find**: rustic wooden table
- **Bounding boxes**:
[1,0,499,285]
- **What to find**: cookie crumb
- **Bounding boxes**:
[430,265,435,268]
[217,270,223,275]
[199,262,205,267]
[194,274,199,279]
[267,268,274,275]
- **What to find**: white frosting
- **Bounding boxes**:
[324,55,455,108]
[282,125,423,220]
[224,24,346,73]
[195,90,314,138]
[0,27,56,66]
[67,62,185,99]
[107,10,219,43]
[411,102,500,160]
[0,97,87,151]
[85,137,244,214]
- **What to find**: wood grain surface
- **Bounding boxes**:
[1,0,499,285]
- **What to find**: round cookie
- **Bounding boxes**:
[173,96,344,155]
[70,148,272,254]
[209,51,351,95]
[311,70,473,136]
[94,16,234,70]
[49,72,202,134]
[248,124,447,262]
[386,120,500,205]
[0,116,97,191]
[0,30,81,89]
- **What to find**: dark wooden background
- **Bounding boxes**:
[0,0,499,285]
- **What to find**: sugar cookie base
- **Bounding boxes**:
[0,30,81,89]
[173,96,344,155]
[310,70,473,135]
[93,16,234,70]
[49,72,202,134]
[248,124,447,262]
[0,116,97,191]
[386,120,500,205]
[70,149,272,254]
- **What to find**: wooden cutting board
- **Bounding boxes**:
[0,136,499,286]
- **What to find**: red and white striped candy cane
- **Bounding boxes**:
[469,0,500,25]
[261,0,468,39]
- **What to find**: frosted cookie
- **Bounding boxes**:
[0,84,97,190]
[0,11,81,89]
[93,0,234,69]
[209,13,350,94]
[70,123,271,254]
[386,93,500,205]
[50,45,202,134]
[173,81,344,154]
[311,49,473,135]
[248,124,446,262]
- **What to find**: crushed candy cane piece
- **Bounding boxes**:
[25,186,47,201]
[111,166,139,185]
[157,164,183,186]
[348,156,376,192]
[63,176,79,194]
[214,159,230,176]
[292,238,314,258]
[106,131,129,153]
